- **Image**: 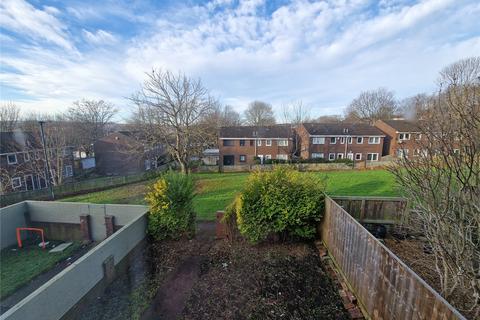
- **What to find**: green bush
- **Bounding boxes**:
[232,167,325,243]
[145,171,196,240]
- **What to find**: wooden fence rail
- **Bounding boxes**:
[319,196,466,320]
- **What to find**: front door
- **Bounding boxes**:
[347,153,354,160]
[223,155,234,166]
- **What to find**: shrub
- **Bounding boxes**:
[145,171,195,240]
[232,167,325,243]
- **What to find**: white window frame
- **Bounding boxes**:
[7,153,17,165]
[278,139,288,146]
[367,153,379,161]
[347,137,352,144]
[328,153,336,160]
[24,152,30,162]
[415,134,422,140]
[257,139,262,146]
[330,137,336,144]
[276,154,288,160]
[265,154,272,160]
[64,165,73,177]
[355,153,362,160]
[368,137,380,144]
[311,153,324,159]
[24,174,34,190]
[356,137,363,144]
[399,133,411,141]
[266,139,272,146]
[239,155,246,162]
[12,177,22,189]
[337,153,344,159]
[312,137,325,145]
[340,137,345,144]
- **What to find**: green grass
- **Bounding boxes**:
[62,170,398,220]
[0,242,81,299]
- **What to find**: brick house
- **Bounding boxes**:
[0,131,75,194]
[219,125,294,165]
[374,120,425,158]
[297,123,385,162]
[94,131,167,175]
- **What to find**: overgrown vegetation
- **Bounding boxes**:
[230,167,325,243]
[145,171,196,240]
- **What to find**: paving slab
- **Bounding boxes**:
[49,242,73,253]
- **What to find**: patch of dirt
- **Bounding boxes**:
[384,237,476,319]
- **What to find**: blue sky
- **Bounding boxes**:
[1,0,479,121]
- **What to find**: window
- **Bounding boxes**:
[24,152,30,162]
[223,140,234,146]
[12,177,22,189]
[239,140,245,146]
[64,165,73,177]
[266,139,272,146]
[312,137,325,145]
[399,133,411,140]
[311,153,324,159]
[330,137,336,144]
[355,153,362,160]
[277,154,288,160]
[337,153,344,159]
[257,140,262,146]
[453,149,460,155]
[252,131,258,137]
[328,153,335,160]
[367,153,379,161]
[278,139,288,146]
[368,137,380,144]
[356,137,363,144]
[397,149,409,158]
[35,151,42,160]
[7,153,17,164]
[415,134,422,140]
[340,137,345,144]
[347,137,352,144]
[265,155,272,160]
[239,155,246,162]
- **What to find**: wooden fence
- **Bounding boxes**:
[319,196,466,320]
[331,196,407,224]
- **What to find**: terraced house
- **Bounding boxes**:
[297,123,386,162]
[374,119,425,158]
[219,125,294,165]
[0,131,75,194]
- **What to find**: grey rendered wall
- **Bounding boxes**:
[26,201,148,241]
[0,213,147,320]
[0,202,27,249]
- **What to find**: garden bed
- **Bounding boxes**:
[74,222,349,320]
[384,235,474,319]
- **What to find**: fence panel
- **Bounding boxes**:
[319,196,466,320]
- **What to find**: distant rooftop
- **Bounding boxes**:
[380,119,422,132]
[302,123,385,136]
[219,125,292,139]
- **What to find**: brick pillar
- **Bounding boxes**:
[80,214,91,242]
[215,211,226,239]
[105,215,115,238]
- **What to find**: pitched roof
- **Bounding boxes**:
[380,120,422,132]
[302,123,385,136]
[219,125,293,138]
[0,131,41,154]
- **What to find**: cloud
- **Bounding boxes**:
[0,0,74,51]
[83,29,117,44]
[1,0,479,120]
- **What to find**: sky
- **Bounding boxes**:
[0,0,479,121]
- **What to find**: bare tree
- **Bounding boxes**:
[244,101,276,126]
[390,57,480,317]
[313,115,343,123]
[131,69,215,174]
[0,102,21,131]
[281,100,310,125]
[399,93,432,120]
[345,88,398,124]
[66,99,118,156]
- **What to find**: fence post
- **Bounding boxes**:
[359,199,366,223]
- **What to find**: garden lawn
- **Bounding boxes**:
[62,170,397,220]
[0,242,81,299]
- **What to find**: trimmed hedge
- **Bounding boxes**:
[145,171,195,240]
[229,166,326,243]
